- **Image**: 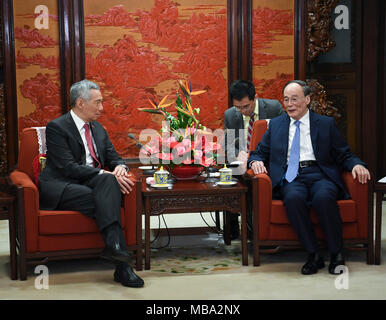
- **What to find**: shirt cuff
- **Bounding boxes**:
[248,160,256,169]
[118,164,129,172]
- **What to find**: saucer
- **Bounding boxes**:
[201,172,220,178]
[150,183,173,189]
[216,181,237,187]
[139,166,153,170]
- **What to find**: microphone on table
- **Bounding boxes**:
[128,133,155,175]
[128,133,144,149]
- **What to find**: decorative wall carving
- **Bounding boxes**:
[0,13,3,70]
[0,84,7,176]
[306,78,341,121]
[0,7,5,176]
[306,0,339,62]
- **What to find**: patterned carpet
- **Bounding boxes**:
[148,242,245,274]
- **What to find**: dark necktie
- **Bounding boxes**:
[247,113,255,151]
[285,120,300,182]
[84,123,101,168]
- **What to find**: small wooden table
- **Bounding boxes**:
[0,191,17,280]
[374,181,386,265]
[141,178,248,270]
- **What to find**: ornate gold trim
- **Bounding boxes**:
[306,78,341,120]
[306,0,339,62]
[0,83,7,176]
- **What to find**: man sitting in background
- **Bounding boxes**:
[224,79,284,239]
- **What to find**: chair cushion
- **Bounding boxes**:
[39,209,126,235]
[270,199,357,224]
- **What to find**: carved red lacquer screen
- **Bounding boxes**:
[13,0,62,134]
[252,0,295,102]
[84,0,228,158]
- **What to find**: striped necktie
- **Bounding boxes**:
[247,113,255,151]
[84,123,101,168]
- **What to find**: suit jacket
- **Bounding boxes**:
[224,98,283,158]
[247,110,366,196]
[39,112,125,210]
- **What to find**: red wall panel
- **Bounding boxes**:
[252,0,295,103]
[84,0,228,158]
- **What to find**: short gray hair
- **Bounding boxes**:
[282,80,311,97]
[70,79,100,107]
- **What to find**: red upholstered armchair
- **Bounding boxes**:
[8,127,142,280]
[245,120,374,266]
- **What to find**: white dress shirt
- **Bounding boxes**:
[70,110,99,168]
[286,109,316,164]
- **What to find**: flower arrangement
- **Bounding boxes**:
[138,80,222,173]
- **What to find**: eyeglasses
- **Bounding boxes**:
[234,100,254,111]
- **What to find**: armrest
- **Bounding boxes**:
[245,168,255,178]
[251,173,273,203]
[9,170,40,211]
[121,176,141,246]
[341,171,369,238]
[341,171,368,200]
[9,170,40,252]
[249,172,273,240]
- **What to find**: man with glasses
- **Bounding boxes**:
[224,80,283,239]
[248,80,370,275]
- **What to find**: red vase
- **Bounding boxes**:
[168,165,204,180]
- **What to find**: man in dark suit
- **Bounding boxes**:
[224,80,284,239]
[39,79,144,287]
[248,80,370,275]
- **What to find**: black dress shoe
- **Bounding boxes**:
[301,253,325,275]
[329,252,345,275]
[114,264,144,288]
[101,242,131,263]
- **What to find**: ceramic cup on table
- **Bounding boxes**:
[154,166,169,185]
[219,165,232,183]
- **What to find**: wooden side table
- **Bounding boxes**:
[0,191,17,279]
[374,181,386,265]
[141,179,248,270]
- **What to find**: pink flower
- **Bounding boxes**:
[176,146,186,156]
[204,142,222,152]
[181,138,191,147]
[158,152,173,161]
[193,150,203,159]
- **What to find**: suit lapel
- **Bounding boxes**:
[233,108,244,128]
[90,122,104,165]
[64,113,84,147]
[281,114,290,154]
[258,98,267,120]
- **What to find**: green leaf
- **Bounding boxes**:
[137,108,163,114]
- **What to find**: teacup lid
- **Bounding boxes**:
[219,164,231,172]
[156,165,168,173]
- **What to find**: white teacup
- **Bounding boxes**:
[154,166,169,185]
